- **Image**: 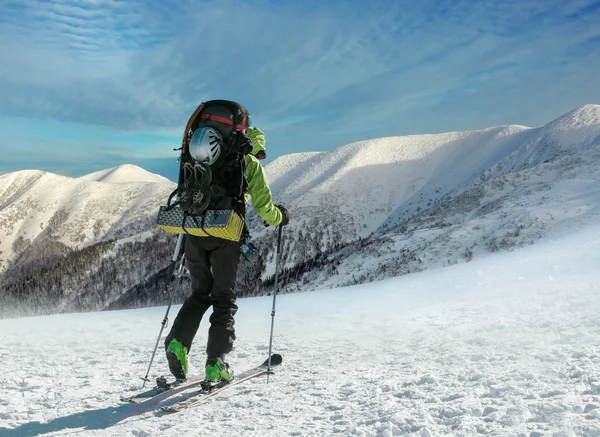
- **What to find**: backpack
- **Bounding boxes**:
[172,100,252,216]
[158,100,253,241]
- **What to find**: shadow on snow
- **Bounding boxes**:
[0,393,182,437]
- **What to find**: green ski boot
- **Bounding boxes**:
[205,356,234,383]
[166,339,188,380]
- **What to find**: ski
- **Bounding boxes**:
[161,353,282,413]
[120,373,206,404]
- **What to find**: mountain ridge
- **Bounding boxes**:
[79,164,173,184]
[1,105,599,317]
[0,166,175,271]
[258,105,600,240]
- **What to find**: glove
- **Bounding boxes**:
[232,130,252,155]
[277,204,289,226]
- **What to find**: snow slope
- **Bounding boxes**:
[245,105,600,287]
[307,142,600,291]
[0,225,599,436]
[256,105,600,241]
[0,166,175,271]
[259,125,533,239]
[79,164,172,184]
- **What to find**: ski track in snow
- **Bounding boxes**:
[1,226,600,436]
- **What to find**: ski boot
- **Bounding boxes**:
[204,356,234,383]
[166,339,188,380]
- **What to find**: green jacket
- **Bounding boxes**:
[244,127,282,226]
[247,126,266,156]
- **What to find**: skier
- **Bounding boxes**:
[164,124,289,383]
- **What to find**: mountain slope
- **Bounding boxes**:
[0,166,175,271]
[1,105,599,317]
[79,164,172,184]
[246,104,600,286]
[257,105,600,242]
[258,126,534,238]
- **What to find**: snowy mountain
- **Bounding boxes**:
[1,224,599,436]
[247,104,600,288]
[258,105,600,240]
[1,105,599,317]
[79,164,173,184]
[0,166,178,317]
[0,165,175,271]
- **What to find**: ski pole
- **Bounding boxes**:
[267,224,283,382]
[140,233,186,387]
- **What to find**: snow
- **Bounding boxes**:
[244,105,600,289]
[540,104,600,148]
[256,105,600,242]
[0,167,175,271]
[262,125,534,237]
[79,165,172,184]
[1,224,599,436]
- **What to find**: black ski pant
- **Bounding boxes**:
[165,235,240,359]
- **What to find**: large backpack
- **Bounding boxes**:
[159,100,252,241]
[175,100,251,214]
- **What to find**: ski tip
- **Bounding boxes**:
[261,353,282,368]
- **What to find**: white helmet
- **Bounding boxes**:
[189,127,223,165]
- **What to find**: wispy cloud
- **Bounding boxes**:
[0,0,599,177]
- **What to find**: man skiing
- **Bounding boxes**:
[164,123,289,383]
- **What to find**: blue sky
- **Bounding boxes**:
[1,0,599,181]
